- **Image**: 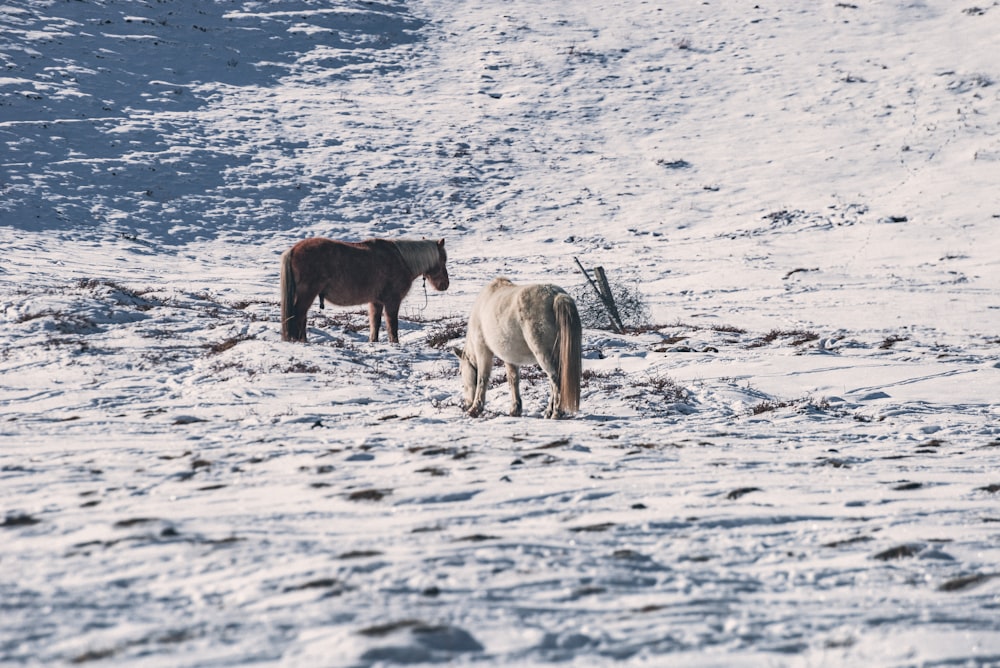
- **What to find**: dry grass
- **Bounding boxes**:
[748,329,819,348]
[880,334,908,349]
[205,334,255,355]
[750,396,832,416]
[425,318,466,349]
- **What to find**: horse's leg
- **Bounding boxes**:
[294,285,319,342]
[368,302,383,342]
[544,378,561,419]
[505,363,522,417]
[383,299,401,344]
[470,352,493,417]
[526,338,562,419]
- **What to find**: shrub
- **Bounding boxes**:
[425,318,466,349]
[571,277,651,331]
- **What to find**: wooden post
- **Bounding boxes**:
[593,266,625,333]
[573,257,625,333]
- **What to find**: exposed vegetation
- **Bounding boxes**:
[571,276,651,331]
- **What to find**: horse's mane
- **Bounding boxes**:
[393,239,441,275]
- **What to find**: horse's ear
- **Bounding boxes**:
[437,238,445,248]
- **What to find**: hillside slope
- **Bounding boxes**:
[2,1,999,666]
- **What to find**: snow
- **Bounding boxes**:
[2,0,999,665]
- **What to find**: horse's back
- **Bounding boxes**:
[477,279,564,310]
[291,236,371,257]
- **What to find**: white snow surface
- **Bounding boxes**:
[2,0,1000,665]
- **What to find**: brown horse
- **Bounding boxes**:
[280,237,449,343]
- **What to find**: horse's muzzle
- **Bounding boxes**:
[429,272,449,291]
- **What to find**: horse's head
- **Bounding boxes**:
[452,346,478,415]
[425,238,449,291]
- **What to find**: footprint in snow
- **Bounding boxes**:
[356,620,484,664]
[938,573,1000,592]
[726,487,761,500]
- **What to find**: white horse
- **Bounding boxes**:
[455,278,582,419]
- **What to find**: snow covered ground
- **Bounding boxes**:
[2,0,999,665]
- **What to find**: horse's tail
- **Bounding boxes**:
[554,293,582,414]
[280,248,296,341]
